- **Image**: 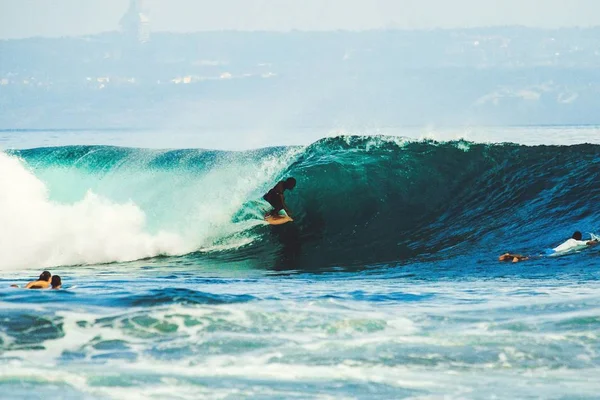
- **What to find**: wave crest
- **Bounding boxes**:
[4,137,599,270]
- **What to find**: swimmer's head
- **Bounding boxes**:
[51,275,61,289]
[39,271,51,282]
[572,231,583,241]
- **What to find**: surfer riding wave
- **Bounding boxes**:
[263,177,296,219]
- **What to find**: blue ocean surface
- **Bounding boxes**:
[1,128,600,399]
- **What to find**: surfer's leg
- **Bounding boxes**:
[270,207,283,217]
[263,197,277,217]
[265,205,283,217]
[266,197,284,217]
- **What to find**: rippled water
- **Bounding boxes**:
[1,127,599,399]
[2,257,600,399]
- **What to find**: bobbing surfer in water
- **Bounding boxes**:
[25,271,52,289]
[263,177,296,219]
[10,271,62,289]
[499,231,598,263]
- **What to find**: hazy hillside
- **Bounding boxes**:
[1,27,600,129]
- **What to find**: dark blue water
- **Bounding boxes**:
[1,134,600,399]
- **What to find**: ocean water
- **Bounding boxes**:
[1,127,600,399]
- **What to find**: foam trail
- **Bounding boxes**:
[0,146,299,270]
[0,152,190,270]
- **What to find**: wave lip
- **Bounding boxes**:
[235,137,600,269]
[0,145,298,270]
[3,136,600,270]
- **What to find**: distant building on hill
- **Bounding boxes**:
[120,0,151,43]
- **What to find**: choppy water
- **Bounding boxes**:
[1,127,600,399]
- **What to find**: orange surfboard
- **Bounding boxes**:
[265,215,293,225]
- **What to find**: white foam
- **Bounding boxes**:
[3,283,600,399]
[0,149,299,269]
[0,152,192,270]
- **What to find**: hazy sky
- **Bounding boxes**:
[1,0,599,39]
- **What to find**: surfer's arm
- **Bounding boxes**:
[586,240,599,246]
[281,194,292,217]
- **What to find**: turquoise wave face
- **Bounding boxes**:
[2,134,600,399]
[4,136,600,270]
[272,137,600,269]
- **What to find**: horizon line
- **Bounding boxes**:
[3,24,600,41]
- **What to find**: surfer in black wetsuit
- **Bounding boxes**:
[263,177,296,218]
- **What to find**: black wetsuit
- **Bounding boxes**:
[263,182,285,213]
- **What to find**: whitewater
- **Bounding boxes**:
[1,127,600,400]
[0,145,299,269]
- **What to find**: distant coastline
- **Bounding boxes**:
[2,27,600,129]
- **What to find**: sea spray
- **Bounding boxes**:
[0,146,299,269]
[4,137,600,270]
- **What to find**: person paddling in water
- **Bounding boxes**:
[498,253,530,263]
[549,231,598,253]
[10,271,52,289]
[499,231,599,263]
[263,177,296,219]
